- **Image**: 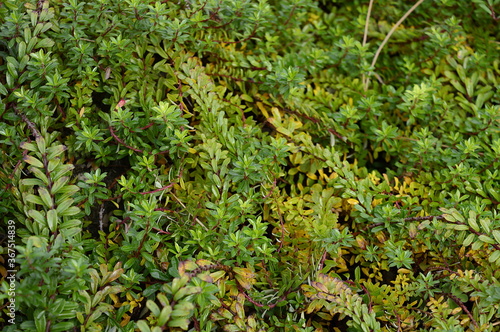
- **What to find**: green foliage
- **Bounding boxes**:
[1,0,500,331]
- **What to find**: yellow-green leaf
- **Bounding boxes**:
[195,259,214,267]
[240,94,253,102]
[38,187,53,208]
[50,176,69,195]
[59,206,80,217]
[136,320,151,332]
[146,300,160,317]
[178,261,198,276]
[167,317,189,330]
[492,230,500,244]
[36,136,46,154]
[30,167,49,185]
[312,281,329,293]
[488,250,500,263]
[24,155,44,168]
[157,305,172,327]
[468,211,480,232]
[25,194,44,206]
[28,209,46,226]
[20,178,45,187]
[47,144,67,160]
[47,209,58,232]
[453,224,469,231]
[462,233,475,247]
[478,234,495,244]
[20,141,37,152]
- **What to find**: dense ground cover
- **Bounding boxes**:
[1,0,500,331]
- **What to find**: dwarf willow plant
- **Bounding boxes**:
[1,0,499,331]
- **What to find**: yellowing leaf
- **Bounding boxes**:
[356,235,367,250]
[23,155,44,168]
[195,259,214,267]
[110,294,120,306]
[256,101,269,118]
[311,281,328,293]
[210,270,226,282]
[178,260,198,276]
[197,272,213,283]
[398,268,412,274]
[120,314,131,327]
[306,172,317,180]
[233,267,256,290]
[240,94,253,102]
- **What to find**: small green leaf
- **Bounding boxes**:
[18,40,27,58]
[6,60,18,79]
[452,224,469,231]
[146,300,160,317]
[0,82,8,95]
[157,305,173,327]
[492,230,500,244]
[171,301,194,316]
[468,211,480,232]
[456,65,466,82]
[76,312,85,324]
[464,77,475,97]
[56,184,80,196]
[47,209,59,232]
[88,303,113,325]
[59,206,80,217]
[31,167,49,185]
[56,196,78,215]
[36,136,46,154]
[51,164,75,181]
[20,178,45,187]
[20,141,38,152]
[24,155,44,168]
[50,176,69,195]
[34,310,47,332]
[167,317,190,330]
[47,144,67,159]
[462,233,475,247]
[240,94,253,102]
[59,219,81,229]
[6,71,14,89]
[28,209,46,226]
[173,286,199,302]
[450,80,466,95]
[478,235,495,244]
[472,240,483,251]
[488,250,500,263]
[38,187,53,208]
[487,187,500,201]
[475,91,493,110]
[48,159,60,173]
[480,218,492,233]
[136,320,151,332]
[55,197,74,214]
[451,210,465,223]
[35,37,55,48]
[25,194,45,206]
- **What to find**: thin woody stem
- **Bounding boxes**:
[365,0,426,90]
